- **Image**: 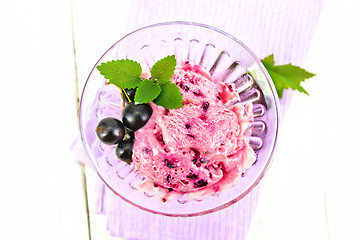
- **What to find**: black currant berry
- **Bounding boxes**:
[122,88,137,103]
[116,139,134,163]
[95,117,125,145]
[122,102,153,131]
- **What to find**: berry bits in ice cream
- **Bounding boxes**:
[133,63,256,201]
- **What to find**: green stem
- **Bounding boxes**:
[106,82,132,103]
[121,88,132,103]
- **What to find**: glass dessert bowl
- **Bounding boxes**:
[79,22,280,217]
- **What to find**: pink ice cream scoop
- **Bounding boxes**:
[132,63,255,200]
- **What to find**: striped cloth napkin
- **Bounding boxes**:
[73,0,323,239]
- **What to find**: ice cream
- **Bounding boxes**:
[132,63,256,201]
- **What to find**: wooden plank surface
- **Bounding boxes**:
[71,1,130,239]
[1,0,360,239]
[250,2,360,239]
[302,1,360,239]
[0,0,89,239]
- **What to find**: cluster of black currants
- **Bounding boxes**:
[95,88,152,164]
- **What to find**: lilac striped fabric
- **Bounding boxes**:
[73,0,323,239]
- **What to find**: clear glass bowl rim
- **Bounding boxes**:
[79,21,280,217]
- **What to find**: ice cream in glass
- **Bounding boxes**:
[79,22,279,216]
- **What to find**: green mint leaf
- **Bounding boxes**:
[154,82,183,109]
[150,55,176,84]
[134,79,162,104]
[97,59,142,89]
[97,55,183,107]
[261,54,315,98]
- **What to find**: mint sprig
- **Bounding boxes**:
[97,55,183,109]
[261,54,315,98]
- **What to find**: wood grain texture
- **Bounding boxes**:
[0,0,89,239]
[249,1,360,239]
[302,1,360,239]
[71,0,130,239]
